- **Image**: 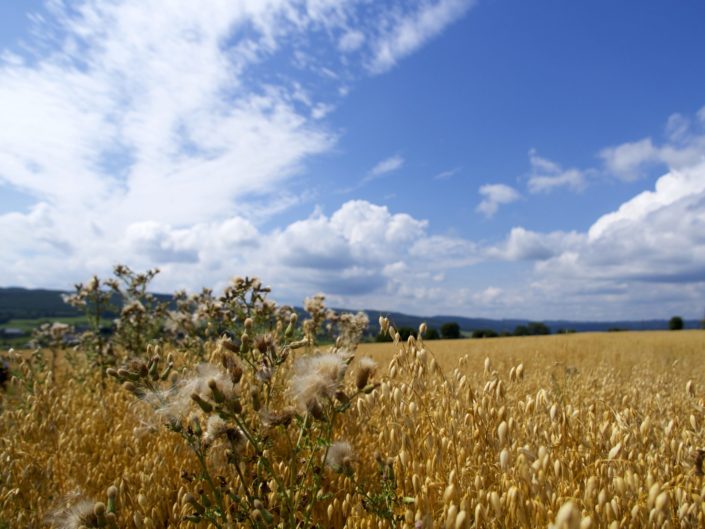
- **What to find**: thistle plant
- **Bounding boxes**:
[167,288,224,358]
[109,264,169,356]
[106,289,384,529]
[63,275,116,378]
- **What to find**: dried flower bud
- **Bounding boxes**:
[94,502,107,527]
[183,493,205,514]
[122,381,141,396]
[208,379,225,403]
[191,393,213,413]
[308,399,325,421]
[220,337,240,353]
[107,486,118,513]
[117,368,139,381]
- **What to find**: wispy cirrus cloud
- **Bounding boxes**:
[433,167,459,180]
[368,0,476,73]
[0,0,474,299]
[367,154,405,179]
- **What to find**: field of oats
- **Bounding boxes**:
[1,271,704,529]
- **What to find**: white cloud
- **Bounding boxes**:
[368,0,475,73]
[4,2,705,320]
[698,105,705,125]
[527,150,586,193]
[599,138,658,181]
[476,184,520,218]
[599,110,705,182]
[665,113,690,143]
[472,107,705,318]
[410,235,479,268]
[338,29,365,52]
[368,154,405,178]
[474,286,502,304]
[0,0,473,297]
[523,160,705,316]
[528,169,585,194]
[490,227,555,261]
[433,167,459,180]
[265,200,430,297]
[311,103,335,119]
[467,109,705,318]
[588,162,705,241]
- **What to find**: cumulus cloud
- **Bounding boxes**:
[265,200,430,298]
[489,228,557,261]
[516,160,705,317]
[476,184,521,218]
[474,107,705,318]
[479,109,705,318]
[599,108,705,181]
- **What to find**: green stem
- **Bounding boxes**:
[191,440,226,528]
[301,407,336,529]
[231,413,295,526]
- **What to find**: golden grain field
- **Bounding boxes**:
[2,330,705,529]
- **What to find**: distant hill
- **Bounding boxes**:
[0,287,80,321]
[362,309,702,334]
[0,287,173,323]
[1,286,701,332]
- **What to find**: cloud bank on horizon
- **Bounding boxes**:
[1,0,705,320]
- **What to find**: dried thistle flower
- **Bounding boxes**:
[260,407,296,428]
[153,364,238,421]
[325,441,354,472]
[45,491,98,529]
[288,353,349,417]
[355,357,377,390]
[203,415,228,445]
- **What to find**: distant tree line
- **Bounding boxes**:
[374,320,558,342]
[471,321,551,339]
[374,321,458,342]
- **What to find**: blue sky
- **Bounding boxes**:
[1,0,705,320]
